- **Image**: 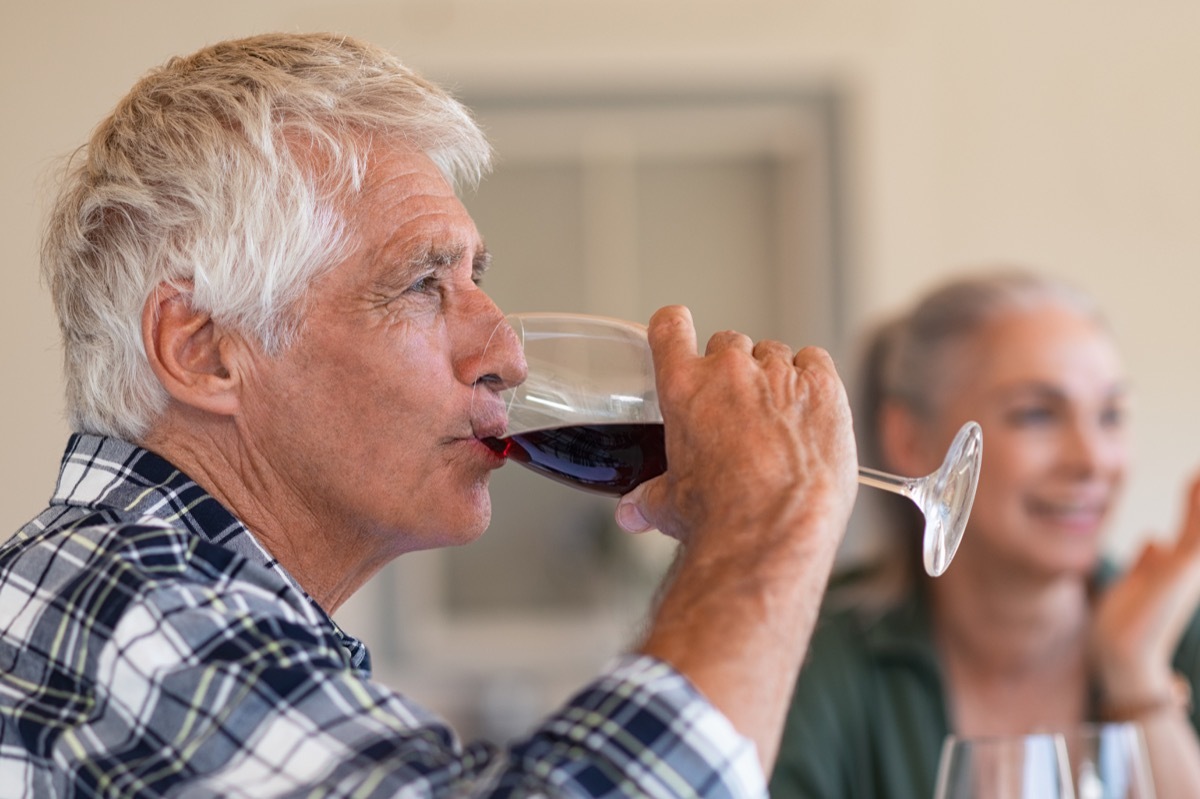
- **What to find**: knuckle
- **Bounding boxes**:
[753,339,793,359]
[706,329,748,348]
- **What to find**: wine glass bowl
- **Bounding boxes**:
[486,313,661,436]
[935,732,1076,799]
[1063,722,1155,799]
[473,312,984,577]
[478,313,664,495]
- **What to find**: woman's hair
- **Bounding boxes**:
[41,32,493,440]
[862,268,1105,457]
[845,267,1108,600]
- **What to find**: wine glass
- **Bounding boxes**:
[934,733,1076,799]
[473,312,983,577]
[1063,723,1155,799]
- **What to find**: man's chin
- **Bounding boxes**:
[444,491,492,546]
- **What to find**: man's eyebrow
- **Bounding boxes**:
[409,243,467,271]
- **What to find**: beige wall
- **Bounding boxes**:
[3,1,1197,560]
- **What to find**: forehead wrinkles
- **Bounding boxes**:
[351,142,460,223]
[350,171,478,268]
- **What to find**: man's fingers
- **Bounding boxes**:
[794,345,837,371]
[751,339,793,362]
[647,306,699,372]
[616,478,672,536]
[706,330,754,356]
[615,490,653,533]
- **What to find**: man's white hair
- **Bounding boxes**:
[42,32,492,440]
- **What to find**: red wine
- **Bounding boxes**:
[484,423,667,496]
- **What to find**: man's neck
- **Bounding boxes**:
[138,409,377,614]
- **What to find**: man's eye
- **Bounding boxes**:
[406,275,437,294]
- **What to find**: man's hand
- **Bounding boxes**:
[616,305,858,544]
[626,305,858,773]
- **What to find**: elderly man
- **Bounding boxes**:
[1,33,857,797]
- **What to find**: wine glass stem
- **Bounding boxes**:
[857,466,918,500]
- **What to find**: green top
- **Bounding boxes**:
[768,566,1200,799]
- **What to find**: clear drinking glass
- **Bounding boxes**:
[474,312,983,577]
[1063,723,1155,799]
[934,733,1076,799]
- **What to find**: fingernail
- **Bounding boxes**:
[616,499,651,533]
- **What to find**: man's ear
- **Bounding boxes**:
[142,282,241,417]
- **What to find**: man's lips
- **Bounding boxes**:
[470,417,508,443]
[470,391,509,438]
[468,409,510,462]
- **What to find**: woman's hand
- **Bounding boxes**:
[1091,473,1200,717]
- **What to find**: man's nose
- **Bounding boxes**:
[456,291,527,392]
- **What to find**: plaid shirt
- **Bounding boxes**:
[0,434,764,798]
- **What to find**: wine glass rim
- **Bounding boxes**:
[1072,720,1143,732]
[942,721,1147,749]
[942,731,1066,747]
[503,311,649,333]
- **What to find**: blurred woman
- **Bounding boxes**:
[769,269,1200,798]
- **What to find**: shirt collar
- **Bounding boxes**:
[52,433,371,673]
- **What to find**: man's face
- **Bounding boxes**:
[236,147,523,557]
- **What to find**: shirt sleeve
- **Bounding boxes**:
[65,577,765,798]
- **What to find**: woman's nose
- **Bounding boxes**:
[1061,418,1124,476]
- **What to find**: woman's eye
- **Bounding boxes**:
[1099,405,1125,428]
[1008,406,1055,426]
